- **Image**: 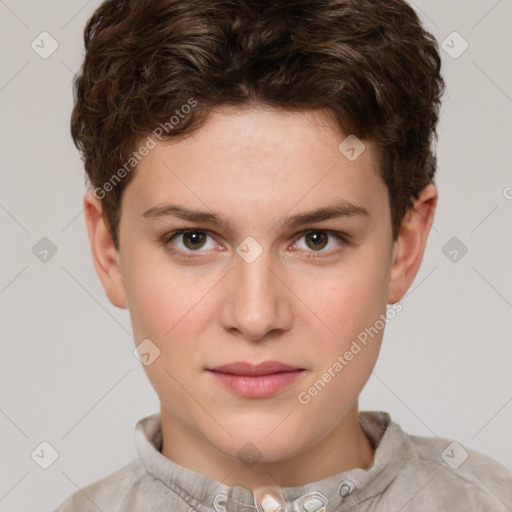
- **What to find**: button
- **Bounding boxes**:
[261,494,283,512]
[213,493,228,512]
[253,487,286,512]
[337,479,355,497]
[295,491,328,512]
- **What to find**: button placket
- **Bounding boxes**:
[212,491,258,512]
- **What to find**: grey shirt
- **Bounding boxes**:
[53,411,512,511]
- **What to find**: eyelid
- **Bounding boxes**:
[161,228,220,249]
[292,228,351,245]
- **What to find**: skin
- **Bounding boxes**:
[84,105,437,491]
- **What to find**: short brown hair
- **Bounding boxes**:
[71,0,444,248]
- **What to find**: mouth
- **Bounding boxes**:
[206,361,305,398]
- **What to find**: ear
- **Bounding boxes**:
[83,190,127,309]
[387,184,437,304]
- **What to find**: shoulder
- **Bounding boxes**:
[52,458,147,512]
[393,429,512,510]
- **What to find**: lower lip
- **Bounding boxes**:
[209,370,304,398]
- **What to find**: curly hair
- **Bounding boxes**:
[71,0,445,248]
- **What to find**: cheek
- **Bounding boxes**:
[295,264,388,430]
[308,253,390,340]
[314,282,385,382]
[123,246,198,339]
[126,275,174,343]
[124,257,207,401]
[123,249,219,381]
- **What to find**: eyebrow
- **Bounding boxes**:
[142,200,369,231]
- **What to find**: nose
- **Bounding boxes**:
[219,244,293,342]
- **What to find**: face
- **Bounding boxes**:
[87,105,437,479]
[114,106,394,461]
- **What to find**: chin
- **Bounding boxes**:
[214,421,309,463]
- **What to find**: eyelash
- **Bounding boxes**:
[160,228,351,260]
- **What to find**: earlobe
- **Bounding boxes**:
[387,184,437,304]
[83,190,127,309]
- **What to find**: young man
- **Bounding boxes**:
[55,0,512,510]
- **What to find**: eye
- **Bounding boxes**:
[292,230,348,256]
[161,228,350,260]
[165,229,217,252]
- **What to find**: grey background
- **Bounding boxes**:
[0,0,511,510]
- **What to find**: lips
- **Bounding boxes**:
[209,361,302,376]
[207,361,304,398]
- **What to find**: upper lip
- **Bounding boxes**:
[208,361,302,376]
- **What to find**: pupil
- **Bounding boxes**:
[185,232,205,249]
[307,231,327,250]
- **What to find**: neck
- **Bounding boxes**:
[160,402,375,491]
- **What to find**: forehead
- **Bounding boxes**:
[122,106,388,228]
[185,106,343,154]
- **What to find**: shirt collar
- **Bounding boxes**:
[134,410,406,511]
